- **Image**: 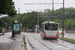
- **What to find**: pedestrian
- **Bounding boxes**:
[2,28,5,35]
[64,29,66,35]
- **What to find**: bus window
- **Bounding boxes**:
[45,23,58,30]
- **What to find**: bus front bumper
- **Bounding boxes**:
[44,36,59,38]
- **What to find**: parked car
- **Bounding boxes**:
[59,29,62,34]
[59,29,66,34]
[0,33,5,36]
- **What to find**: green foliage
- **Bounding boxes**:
[53,19,62,28]
[40,7,75,30]
[0,0,17,16]
[64,18,75,29]
[60,37,75,44]
[0,7,75,30]
[0,26,2,33]
[47,19,51,21]
[19,11,39,29]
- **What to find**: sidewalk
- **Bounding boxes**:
[64,33,75,40]
[59,33,75,40]
[10,34,24,50]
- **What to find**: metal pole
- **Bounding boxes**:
[2,14,3,33]
[18,8,20,23]
[73,14,75,33]
[38,12,39,32]
[34,13,35,32]
[62,0,64,38]
[52,0,54,21]
[73,15,74,33]
[6,24,7,32]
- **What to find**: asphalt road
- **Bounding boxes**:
[22,32,75,50]
[0,32,14,50]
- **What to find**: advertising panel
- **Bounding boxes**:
[13,24,20,31]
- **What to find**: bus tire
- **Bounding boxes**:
[54,38,58,40]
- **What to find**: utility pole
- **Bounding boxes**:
[38,12,39,32]
[52,0,54,21]
[18,8,20,23]
[34,13,35,32]
[62,0,64,38]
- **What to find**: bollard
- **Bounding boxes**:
[12,31,14,38]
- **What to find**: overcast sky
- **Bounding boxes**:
[13,0,75,13]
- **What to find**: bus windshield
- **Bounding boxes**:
[45,23,58,30]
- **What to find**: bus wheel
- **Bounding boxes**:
[54,38,58,40]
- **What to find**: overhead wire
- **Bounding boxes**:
[42,0,52,11]
[42,0,46,3]
[26,0,61,12]
[55,0,61,3]
[37,0,47,11]
[37,0,61,12]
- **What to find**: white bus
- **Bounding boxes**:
[40,21,59,39]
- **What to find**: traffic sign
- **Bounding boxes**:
[15,20,17,23]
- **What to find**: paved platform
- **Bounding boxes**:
[10,34,24,50]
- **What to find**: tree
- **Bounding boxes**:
[0,0,17,16]
[41,9,52,16]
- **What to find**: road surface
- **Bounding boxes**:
[0,32,14,50]
[22,32,75,50]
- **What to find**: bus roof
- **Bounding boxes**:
[41,21,58,24]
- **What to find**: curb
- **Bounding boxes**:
[59,37,75,44]
[9,38,16,50]
[9,34,21,50]
[21,34,25,50]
